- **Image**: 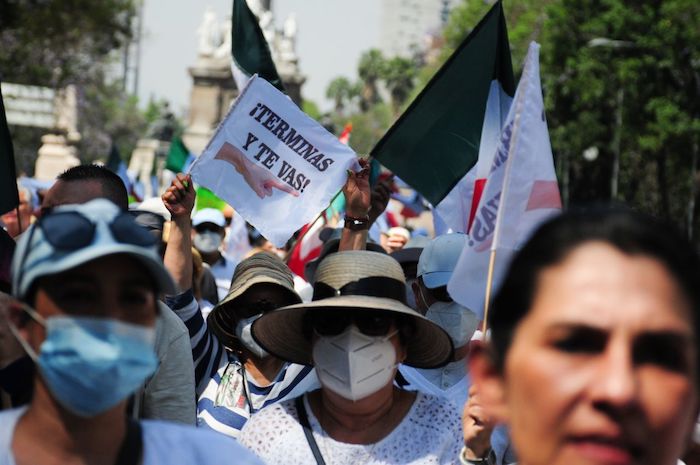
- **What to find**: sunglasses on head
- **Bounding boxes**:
[37,210,157,250]
[309,310,398,337]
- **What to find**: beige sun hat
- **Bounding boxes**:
[252,250,454,368]
[208,251,301,348]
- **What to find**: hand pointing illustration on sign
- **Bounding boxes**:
[214,142,300,198]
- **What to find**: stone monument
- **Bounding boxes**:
[127,104,178,199]
[183,2,305,155]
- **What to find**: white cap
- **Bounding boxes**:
[417,233,468,289]
[192,208,226,228]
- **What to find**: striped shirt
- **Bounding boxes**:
[166,291,319,439]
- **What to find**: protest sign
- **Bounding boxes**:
[190,75,358,247]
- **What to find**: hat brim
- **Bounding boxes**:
[18,243,175,298]
[252,296,454,369]
[389,247,423,266]
[421,271,452,289]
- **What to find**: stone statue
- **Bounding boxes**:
[213,17,232,61]
[247,0,265,18]
[259,10,276,47]
[147,104,176,142]
[197,7,222,57]
[283,13,297,41]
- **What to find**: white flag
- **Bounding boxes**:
[190,75,358,247]
[434,80,513,234]
[447,42,562,319]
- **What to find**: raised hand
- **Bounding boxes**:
[343,158,371,217]
[162,173,196,220]
[462,384,495,459]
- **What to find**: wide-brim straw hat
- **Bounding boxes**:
[253,250,454,368]
[208,251,301,347]
[304,238,387,283]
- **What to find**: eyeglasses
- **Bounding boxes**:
[38,211,157,250]
[309,310,397,337]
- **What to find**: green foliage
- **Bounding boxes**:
[301,99,322,121]
[0,0,136,88]
[335,103,394,156]
[381,56,418,113]
[357,49,386,110]
[443,0,554,74]
[541,0,700,230]
[325,77,358,114]
[0,0,173,174]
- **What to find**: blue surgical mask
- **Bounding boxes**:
[11,309,158,417]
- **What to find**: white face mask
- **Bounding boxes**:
[425,301,478,348]
[194,231,222,254]
[312,325,397,402]
[235,314,269,359]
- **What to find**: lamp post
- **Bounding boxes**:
[587,37,636,200]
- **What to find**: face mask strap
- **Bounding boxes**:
[7,302,44,363]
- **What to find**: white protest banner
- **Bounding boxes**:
[447,42,562,320]
[190,75,359,247]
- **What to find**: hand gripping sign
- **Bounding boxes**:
[190,75,359,247]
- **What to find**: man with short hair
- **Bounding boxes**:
[35,164,197,424]
[42,164,129,214]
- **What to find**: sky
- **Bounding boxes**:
[138,0,382,117]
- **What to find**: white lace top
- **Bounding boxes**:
[239,391,462,465]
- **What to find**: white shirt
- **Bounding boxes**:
[0,407,263,465]
[239,391,463,465]
[400,363,470,407]
[399,365,516,465]
[210,255,238,301]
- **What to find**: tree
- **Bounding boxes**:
[358,49,386,111]
[325,77,357,114]
[0,0,149,175]
[541,0,700,234]
[381,57,418,114]
[0,0,136,88]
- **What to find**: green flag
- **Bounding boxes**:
[371,1,514,206]
[0,82,19,215]
[231,0,285,92]
[165,136,192,173]
[196,186,227,212]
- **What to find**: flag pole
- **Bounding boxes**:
[481,248,498,333]
[478,47,533,333]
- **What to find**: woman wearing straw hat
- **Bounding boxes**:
[161,174,319,439]
[0,198,262,464]
[238,250,463,465]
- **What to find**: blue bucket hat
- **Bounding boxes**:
[12,198,175,299]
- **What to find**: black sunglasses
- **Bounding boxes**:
[15,209,157,296]
[38,210,157,250]
[309,310,397,337]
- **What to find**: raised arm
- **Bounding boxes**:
[162,174,226,394]
[339,158,371,251]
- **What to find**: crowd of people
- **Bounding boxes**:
[1,162,699,465]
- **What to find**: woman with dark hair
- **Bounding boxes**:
[468,207,700,465]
